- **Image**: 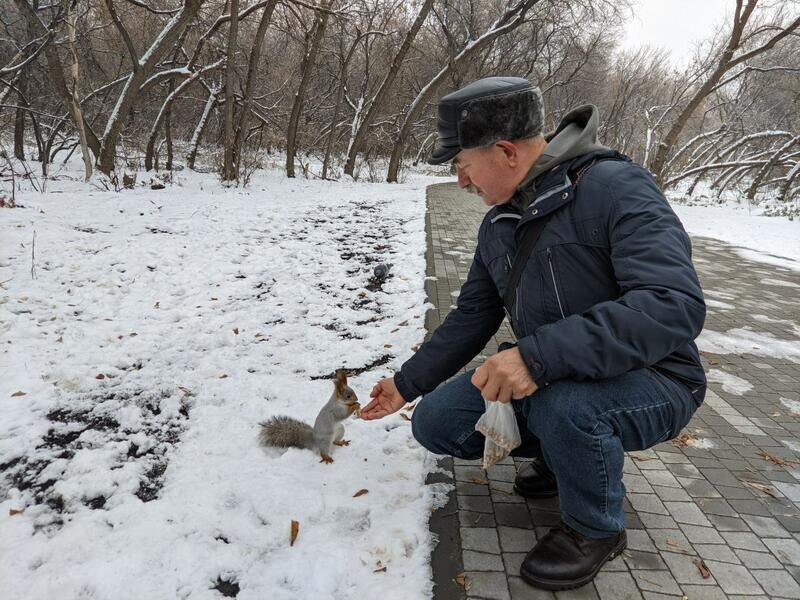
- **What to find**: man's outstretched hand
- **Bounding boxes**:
[360,377,407,420]
[471,347,538,403]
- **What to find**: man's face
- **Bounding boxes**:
[453,146,517,206]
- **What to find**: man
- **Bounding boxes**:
[361,76,706,591]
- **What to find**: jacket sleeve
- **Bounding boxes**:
[394,241,506,402]
[517,163,706,385]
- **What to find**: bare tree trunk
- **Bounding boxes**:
[286,1,333,178]
[13,69,27,160]
[222,0,240,181]
[97,0,205,175]
[232,0,279,179]
[66,0,92,181]
[386,0,540,183]
[343,0,434,177]
[187,85,221,170]
[650,0,800,185]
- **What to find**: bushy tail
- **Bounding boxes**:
[258,415,315,450]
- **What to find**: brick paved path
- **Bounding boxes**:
[423,182,800,600]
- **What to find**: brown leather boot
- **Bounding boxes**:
[520,523,627,590]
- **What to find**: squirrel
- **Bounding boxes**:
[258,369,361,464]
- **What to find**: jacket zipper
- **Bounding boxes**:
[547,248,566,319]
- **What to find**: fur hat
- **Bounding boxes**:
[428,77,545,165]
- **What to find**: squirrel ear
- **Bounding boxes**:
[334,369,348,392]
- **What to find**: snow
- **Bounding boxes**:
[781,398,800,416]
[698,328,800,363]
[670,204,800,271]
[706,369,753,395]
[0,160,447,599]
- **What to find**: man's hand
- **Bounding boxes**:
[471,347,538,403]
[360,377,407,420]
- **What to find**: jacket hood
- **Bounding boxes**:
[512,104,608,210]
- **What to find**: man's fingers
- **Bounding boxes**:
[498,385,513,404]
[370,383,382,398]
[482,378,501,403]
[471,367,488,389]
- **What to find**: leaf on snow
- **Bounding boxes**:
[353,489,369,498]
[290,520,299,546]
[11,391,26,397]
[9,508,24,516]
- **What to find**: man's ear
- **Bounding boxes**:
[495,140,519,168]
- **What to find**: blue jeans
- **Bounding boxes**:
[411,368,698,538]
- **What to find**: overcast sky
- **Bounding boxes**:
[620,0,733,67]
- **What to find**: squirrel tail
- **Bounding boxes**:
[258,415,315,450]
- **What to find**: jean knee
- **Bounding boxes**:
[410,396,440,453]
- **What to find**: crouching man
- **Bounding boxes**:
[362,76,706,591]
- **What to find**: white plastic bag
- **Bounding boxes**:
[474,400,521,469]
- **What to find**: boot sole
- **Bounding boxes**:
[519,535,627,591]
[512,484,558,499]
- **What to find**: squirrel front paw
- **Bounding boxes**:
[333,439,350,446]
[320,454,334,464]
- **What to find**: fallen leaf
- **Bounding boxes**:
[211,297,218,301]
[411,345,420,352]
[178,386,195,397]
[383,343,393,348]
[390,328,399,333]
[233,327,239,335]
[630,454,655,462]
[154,301,160,309]
[403,403,415,412]
[11,391,26,397]
[399,413,411,421]
[56,336,63,343]
[95,373,105,380]
[290,520,299,546]
[254,332,265,337]
[693,558,712,579]
[397,320,408,326]
[708,360,718,366]
[742,480,777,497]
[353,489,369,497]
[757,451,798,467]
[454,573,471,592]
[373,566,387,573]
[666,539,690,553]
[218,374,228,379]
[9,508,23,516]
[468,475,489,485]
[129,332,137,337]
[671,432,695,448]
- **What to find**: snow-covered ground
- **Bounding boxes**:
[0,160,448,599]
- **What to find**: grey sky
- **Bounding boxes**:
[621,0,733,67]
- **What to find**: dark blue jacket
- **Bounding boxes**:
[395,149,707,404]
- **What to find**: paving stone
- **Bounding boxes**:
[497,526,535,553]
[734,548,782,569]
[458,481,491,495]
[666,462,703,478]
[502,552,525,576]
[627,529,657,553]
[652,485,692,502]
[703,560,764,595]
[661,551,717,585]
[680,524,725,544]
[462,527,501,554]
[695,543,742,564]
[554,585,599,600]
[456,465,489,482]
[624,473,655,493]
[642,470,682,488]
[720,531,768,552]
[460,510,497,528]
[464,571,510,600]
[494,503,534,529]
[764,537,800,565]
[665,501,713,526]
[751,568,800,598]
[631,570,681,595]
[679,584,729,599]
[706,513,749,531]
[461,495,494,514]
[741,514,793,537]
[648,529,695,555]
[628,493,669,515]
[638,512,679,529]
[679,478,723,499]
[623,550,667,570]
[487,464,518,483]
[464,550,505,571]
[593,571,644,599]
[507,576,556,600]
